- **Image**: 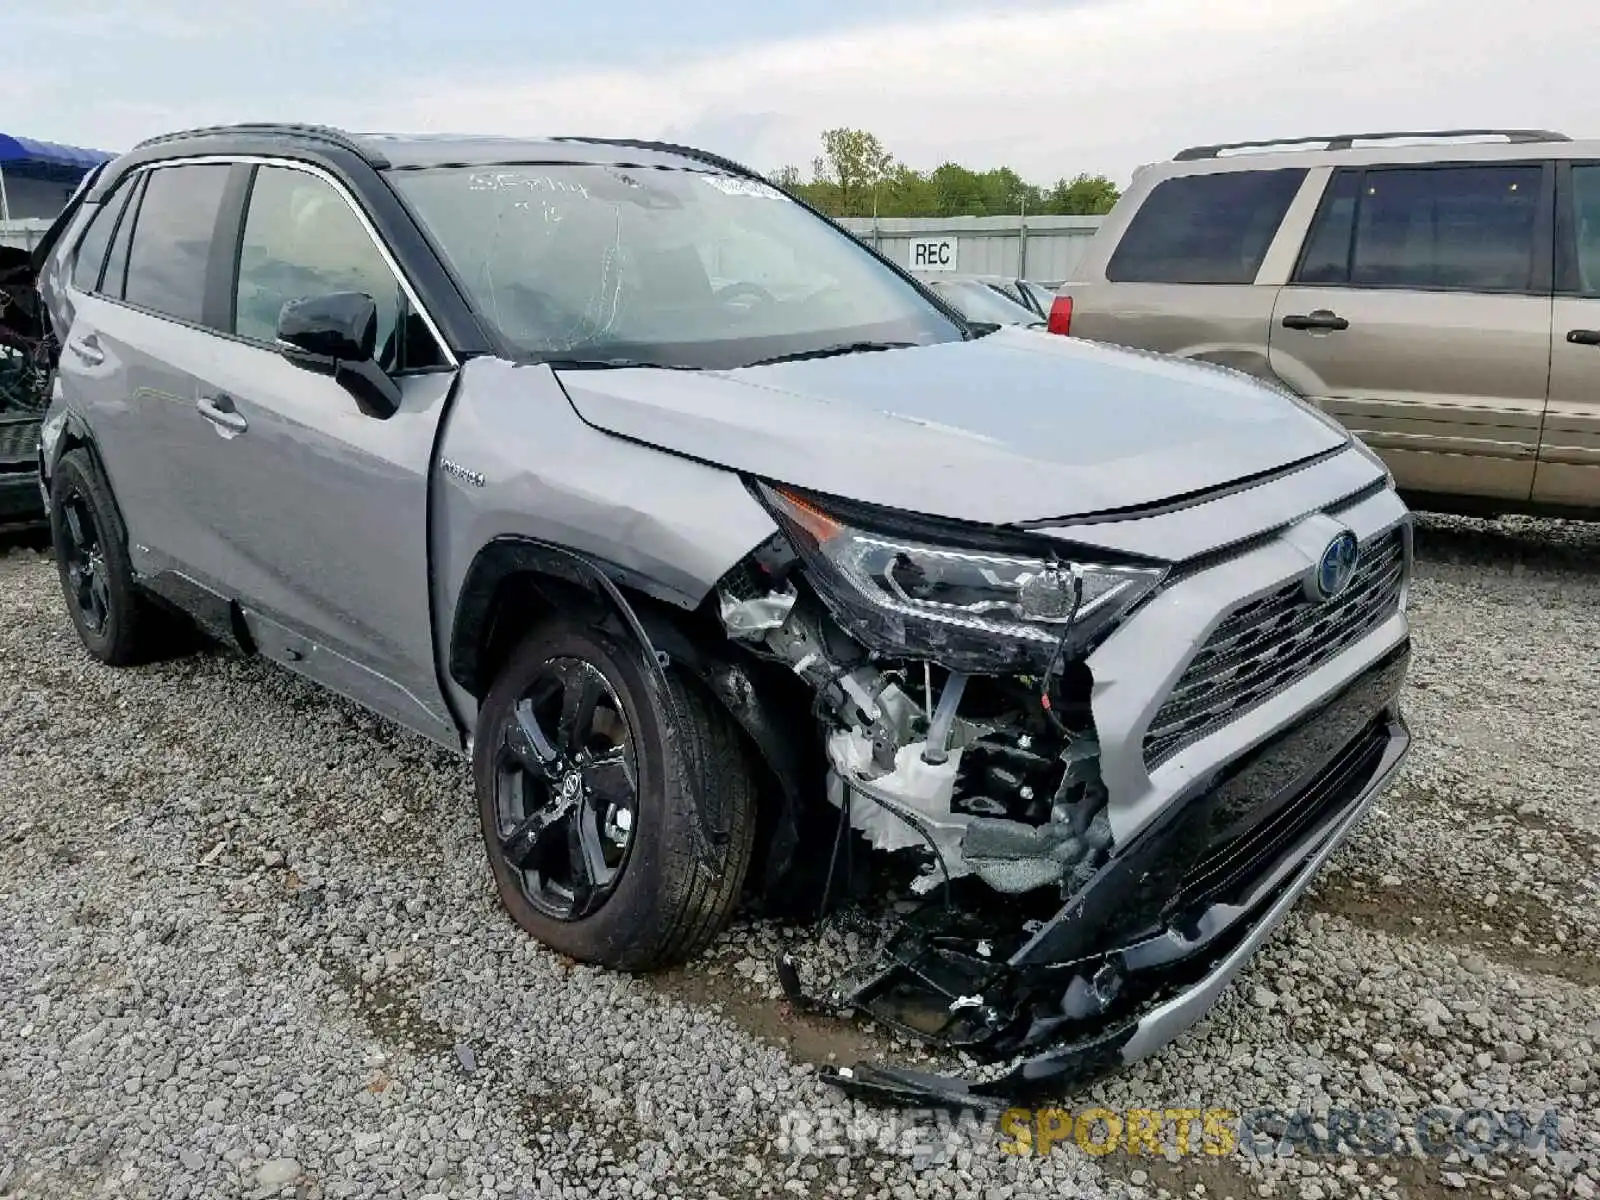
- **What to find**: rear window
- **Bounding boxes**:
[1107,169,1306,285]
[70,182,133,294]
[1349,166,1543,292]
[123,164,231,325]
[1563,164,1600,297]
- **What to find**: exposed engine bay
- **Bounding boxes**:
[693,483,1413,1107]
[720,580,1113,901]
[708,488,1139,1096]
[0,246,54,415]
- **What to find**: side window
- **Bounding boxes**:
[100,173,148,301]
[1106,169,1306,285]
[233,166,440,371]
[123,164,232,324]
[69,181,133,294]
[1562,164,1600,297]
[1348,165,1543,292]
[1294,170,1360,285]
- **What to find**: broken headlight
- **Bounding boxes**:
[758,483,1166,672]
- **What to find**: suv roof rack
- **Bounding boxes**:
[549,136,765,182]
[1174,129,1571,161]
[130,123,388,167]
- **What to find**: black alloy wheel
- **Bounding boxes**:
[473,618,758,971]
[49,448,177,666]
[491,657,639,921]
[58,490,111,636]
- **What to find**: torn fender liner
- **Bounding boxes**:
[800,645,1410,1108]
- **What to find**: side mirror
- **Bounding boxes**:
[276,292,401,419]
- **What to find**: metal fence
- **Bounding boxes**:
[0,219,50,252]
[835,214,1104,285]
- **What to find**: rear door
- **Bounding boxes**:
[1269,162,1555,503]
[1537,161,1600,508]
[1067,167,1308,379]
[55,162,239,570]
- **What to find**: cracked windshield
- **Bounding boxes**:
[393,164,961,368]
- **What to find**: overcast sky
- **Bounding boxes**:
[3,0,1598,186]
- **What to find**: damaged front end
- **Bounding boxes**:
[714,481,1411,1107]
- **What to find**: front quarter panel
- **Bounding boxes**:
[430,357,777,710]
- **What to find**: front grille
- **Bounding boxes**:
[1143,527,1405,768]
[0,417,41,467]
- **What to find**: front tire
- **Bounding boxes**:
[48,449,168,666]
[473,618,757,971]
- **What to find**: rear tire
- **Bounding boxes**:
[474,617,757,971]
[48,449,172,666]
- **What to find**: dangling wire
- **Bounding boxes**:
[1038,564,1086,736]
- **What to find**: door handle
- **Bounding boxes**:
[196,393,248,435]
[1567,329,1600,346]
[68,335,104,366]
[1281,310,1350,332]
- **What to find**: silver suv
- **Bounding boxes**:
[1057,129,1600,517]
[29,124,1411,1104]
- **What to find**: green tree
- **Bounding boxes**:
[929,162,986,216]
[814,128,895,217]
[785,129,1119,220]
[1044,173,1121,215]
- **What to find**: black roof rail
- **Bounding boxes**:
[548,136,767,182]
[1174,129,1572,161]
[130,123,388,167]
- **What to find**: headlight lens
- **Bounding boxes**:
[758,483,1167,671]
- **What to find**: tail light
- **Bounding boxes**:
[1046,295,1074,336]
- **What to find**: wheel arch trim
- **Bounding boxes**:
[450,535,817,901]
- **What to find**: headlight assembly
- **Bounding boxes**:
[757,483,1167,672]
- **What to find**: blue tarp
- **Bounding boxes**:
[0,134,112,177]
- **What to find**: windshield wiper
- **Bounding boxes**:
[739,341,918,368]
[538,357,701,371]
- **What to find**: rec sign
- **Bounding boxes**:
[908,237,957,271]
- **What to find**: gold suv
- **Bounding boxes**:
[1055,129,1600,516]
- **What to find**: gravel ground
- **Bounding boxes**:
[0,513,1596,1200]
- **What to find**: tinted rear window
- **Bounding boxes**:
[70,182,133,294]
[1564,164,1600,297]
[1349,165,1543,292]
[123,164,231,324]
[1294,170,1361,285]
[1107,169,1306,285]
[100,174,146,301]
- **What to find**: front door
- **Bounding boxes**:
[182,161,459,743]
[1269,163,1555,503]
[1536,162,1600,508]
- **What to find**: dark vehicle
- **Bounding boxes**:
[28,125,1410,1105]
[2,135,110,529]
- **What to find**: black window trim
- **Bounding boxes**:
[1290,158,1556,297]
[69,174,135,295]
[70,152,459,373]
[1554,159,1600,299]
[101,170,150,301]
[1105,166,1309,286]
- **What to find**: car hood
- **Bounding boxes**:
[555,327,1347,526]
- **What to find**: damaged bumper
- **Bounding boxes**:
[727,462,1413,1106]
[812,642,1411,1106]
